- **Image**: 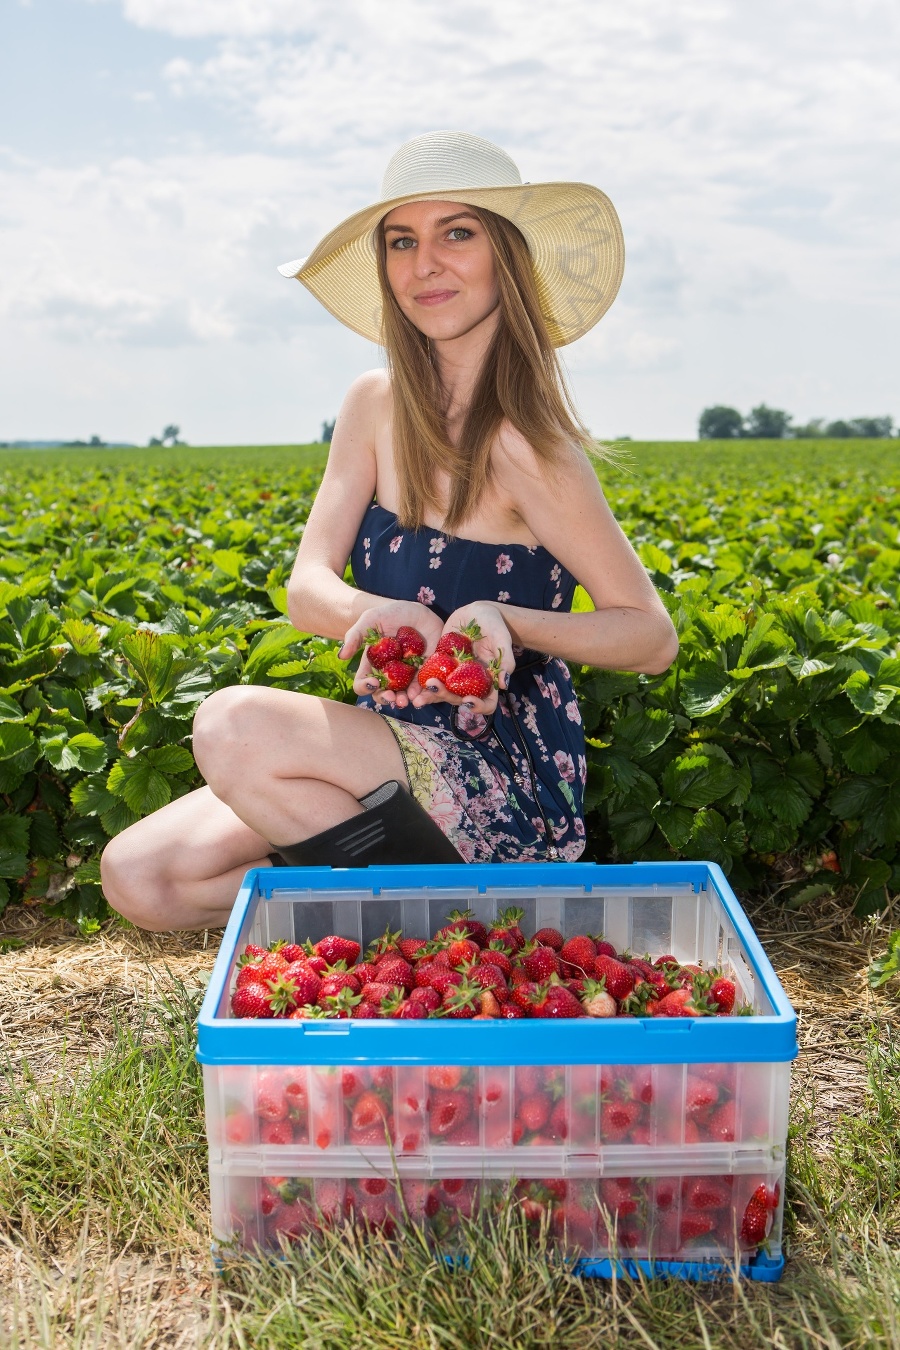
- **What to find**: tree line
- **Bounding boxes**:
[699,405,895,440]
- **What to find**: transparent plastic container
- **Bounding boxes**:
[197,861,796,1281]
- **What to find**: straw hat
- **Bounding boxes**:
[277,130,624,348]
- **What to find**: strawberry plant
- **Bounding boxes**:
[1,439,898,927]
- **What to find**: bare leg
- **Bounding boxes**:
[100,690,407,931]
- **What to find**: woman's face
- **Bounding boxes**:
[381,199,500,344]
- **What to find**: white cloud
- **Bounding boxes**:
[3,0,898,441]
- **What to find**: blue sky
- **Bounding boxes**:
[2,0,898,444]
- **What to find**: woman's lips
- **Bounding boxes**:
[415,290,457,306]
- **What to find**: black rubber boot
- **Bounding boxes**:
[267,779,464,867]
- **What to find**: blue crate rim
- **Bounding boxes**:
[197,861,797,1067]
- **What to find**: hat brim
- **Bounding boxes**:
[278,182,624,348]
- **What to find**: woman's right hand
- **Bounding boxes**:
[340,601,445,710]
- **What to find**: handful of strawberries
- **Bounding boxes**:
[230,908,744,1022]
[360,621,500,699]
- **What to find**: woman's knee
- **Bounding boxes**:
[100,828,170,928]
[192,686,272,786]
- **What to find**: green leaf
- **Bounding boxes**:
[608,807,656,854]
[842,669,898,716]
[211,549,244,579]
[869,930,900,988]
[0,693,25,722]
[60,618,102,655]
[242,624,305,683]
[680,664,738,718]
[766,779,813,826]
[786,752,825,798]
[164,663,214,708]
[612,708,674,759]
[571,585,595,613]
[0,813,29,878]
[268,660,309,678]
[0,722,34,760]
[71,775,120,818]
[651,802,694,850]
[120,630,175,706]
[661,753,738,808]
[638,543,673,575]
[107,754,172,814]
[146,744,194,775]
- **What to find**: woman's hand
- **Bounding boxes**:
[409,602,516,716]
[340,601,444,711]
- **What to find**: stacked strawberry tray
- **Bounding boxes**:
[196,861,796,1282]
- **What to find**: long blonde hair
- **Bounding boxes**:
[376,205,595,534]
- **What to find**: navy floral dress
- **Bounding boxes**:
[350,502,588,863]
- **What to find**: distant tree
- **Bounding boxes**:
[842,416,893,438]
[698,406,744,439]
[89,435,104,447]
[792,418,826,439]
[743,404,792,439]
[321,419,336,443]
[148,436,163,447]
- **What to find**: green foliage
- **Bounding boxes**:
[869,931,900,990]
[0,439,898,925]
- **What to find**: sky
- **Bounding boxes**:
[1,0,898,445]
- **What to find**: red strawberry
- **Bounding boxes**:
[352,1002,379,1019]
[680,1212,715,1242]
[374,957,415,990]
[684,1176,732,1210]
[438,909,489,947]
[282,963,322,1006]
[436,620,481,657]
[488,907,526,950]
[423,968,463,996]
[417,650,458,688]
[475,990,502,1018]
[231,982,274,1018]
[441,983,481,1018]
[365,630,403,669]
[242,943,268,960]
[593,955,635,1001]
[467,964,509,1001]
[528,982,584,1019]
[532,927,564,951]
[709,976,736,1014]
[276,943,304,963]
[378,658,416,691]
[235,961,265,990]
[255,1072,289,1121]
[447,935,480,967]
[224,1107,253,1144]
[522,942,560,981]
[600,1099,641,1141]
[500,1001,524,1019]
[350,1091,389,1133]
[517,1093,550,1133]
[408,986,441,1013]
[396,998,428,1019]
[511,979,539,1010]
[706,1101,737,1142]
[594,939,618,959]
[445,656,495,700]
[260,1120,294,1145]
[361,981,402,1006]
[395,625,426,659]
[427,1066,463,1090]
[479,944,512,977]
[317,972,360,1007]
[398,937,429,961]
[685,1074,719,1121]
[649,987,695,1017]
[429,1091,471,1136]
[559,935,596,974]
[313,935,361,966]
[739,1184,772,1245]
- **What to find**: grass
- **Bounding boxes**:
[0,901,898,1348]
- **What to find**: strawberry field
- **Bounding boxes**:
[0,438,898,929]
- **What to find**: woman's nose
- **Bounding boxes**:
[413,239,441,277]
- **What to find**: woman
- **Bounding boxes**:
[100,131,678,931]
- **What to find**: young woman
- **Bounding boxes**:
[100,131,678,931]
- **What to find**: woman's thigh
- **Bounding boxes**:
[192,687,407,800]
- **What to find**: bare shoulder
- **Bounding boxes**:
[492,420,596,503]
[338,367,391,424]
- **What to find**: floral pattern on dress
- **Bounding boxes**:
[496,553,513,574]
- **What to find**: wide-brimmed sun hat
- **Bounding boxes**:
[277,130,624,348]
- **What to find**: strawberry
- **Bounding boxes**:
[685,1074,719,1121]
[680,1212,715,1242]
[224,1107,253,1145]
[436,620,481,657]
[374,957,415,990]
[352,1001,379,1019]
[593,939,618,959]
[709,976,736,1014]
[511,979,539,1010]
[479,944,512,977]
[231,982,274,1018]
[242,943,268,960]
[395,625,426,659]
[260,1120,294,1145]
[522,942,560,981]
[361,981,402,1006]
[593,955,635,1001]
[559,935,596,974]
[528,982,584,1019]
[532,927,564,951]
[706,1101,737,1142]
[320,987,362,1018]
[354,962,380,986]
[439,909,489,947]
[417,650,458,688]
[441,982,482,1019]
[427,1066,463,1090]
[313,935,361,966]
[350,1091,389,1133]
[500,1001,524,1018]
[422,967,463,996]
[517,1093,550,1133]
[467,964,509,1000]
[273,941,304,963]
[684,1176,732,1210]
[475,989,502,1018]
[429,1091,471,1136]
[366,926,401,961]
[378,658,416,691]
[398,936,429,961]
[396,998,428,1018]
[281,963,322,1006]
[580,978,617,1018]
[445,656,495,700]
[447,934,480,967]
[488,907,526,951]
[235,961,266,990]
[409,986,441,1013]
[365,629,403,669]
[648,987,695,1017]
[255,1072,289,1121]
[600,1099,641,1141]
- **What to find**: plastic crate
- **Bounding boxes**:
[197,861,796,1281]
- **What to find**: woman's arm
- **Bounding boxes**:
[487,430,679,675]
[286,370,390,637]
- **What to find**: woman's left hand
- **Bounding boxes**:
[409,602,516,716]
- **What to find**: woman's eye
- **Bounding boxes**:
[390,236,415,250]
[447,227,472,241]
